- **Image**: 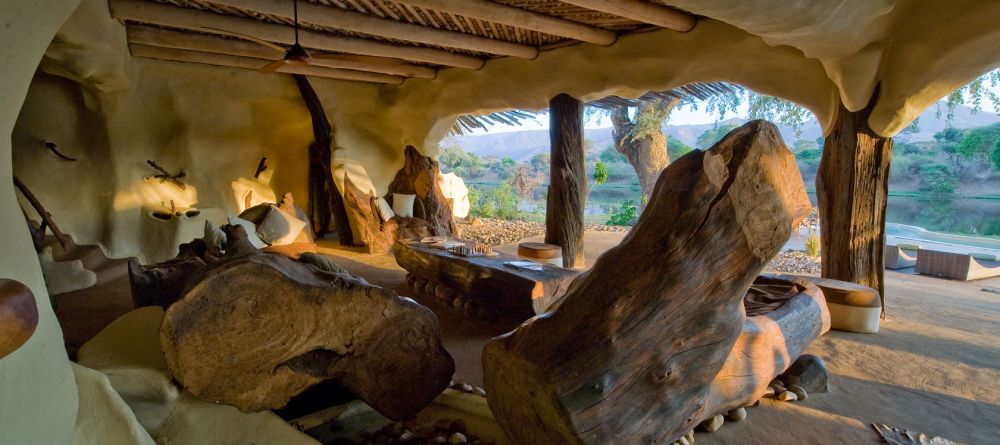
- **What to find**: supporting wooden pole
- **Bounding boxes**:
[294,74,353,245]
[817,87,893,317]
[546,94,586,268]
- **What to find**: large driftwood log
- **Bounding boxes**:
[387,145,455,236]
[483,121,814,444]
[294,74,353,245]
[157,231,454,419]
[545,94,586,268]
[343,175,400,253]
[818,86,892,315]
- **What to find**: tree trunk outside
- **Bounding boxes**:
[546,94,586,268]
[611,99,679,202]
[817,88,893,316]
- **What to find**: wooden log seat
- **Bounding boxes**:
[517,242,563,266]
[0,279,39,359]
[393,239,580,319]
[482,121,823,445]
[129,225,455,419]
[801,276,881,333]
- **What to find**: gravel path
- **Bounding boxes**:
[457,217,821,274]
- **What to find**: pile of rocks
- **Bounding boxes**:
[765,251,821,274]
[350,418,494,445]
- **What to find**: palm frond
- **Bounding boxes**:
[448,82,744,136]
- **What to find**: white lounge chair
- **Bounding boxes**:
[916,249,1000,281]
[884,243,919,269]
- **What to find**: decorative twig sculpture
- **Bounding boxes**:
[13,175,69,250]
[145,159,187,189]
[482,121,816,444]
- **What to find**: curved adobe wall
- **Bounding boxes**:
[0,1,83,444]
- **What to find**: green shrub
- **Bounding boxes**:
[805,232,820,258]
[918,163,957,194]
[470,183,521,220]
[593,160,609,185]
[607,199,637,226]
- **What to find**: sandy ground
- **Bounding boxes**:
[54,231,1000,444]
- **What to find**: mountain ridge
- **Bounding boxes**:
[445,104,1000,162]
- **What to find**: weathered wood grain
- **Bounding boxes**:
[160,250,454,419]
[483,120,813,444]
[387,145,456,237]
[546,94,586,268]
[393,240,579,318]
[817,87,893,315]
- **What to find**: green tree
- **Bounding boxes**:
[793,139,819,152]
[993,136,1000,171]
[667,136,692,161]
[696,123,740,149]
[593,160,609,185]
[599,146,626,163]
[529,153,550,173]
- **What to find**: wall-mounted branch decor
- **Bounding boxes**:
[43,140,77,161]
[146,159,187,190]
[253,157,268,180]
[13,175,70,251]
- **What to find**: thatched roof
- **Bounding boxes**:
[112,0,696,84]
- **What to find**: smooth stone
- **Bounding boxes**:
[458,383,474,393]
[685,430,695,444]
[763,386,776,398]
[783,354,831,393]
[788,384,808,400]
[399,430,417,441]
[449,432,468,444]
[726,407,747,422]
[434,436,448,444]
[473,387,487,397]
[777,390,798,401]
[699,414,724,433]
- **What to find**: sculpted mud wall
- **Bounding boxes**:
[0,1,82,444]
[12,0,394,263]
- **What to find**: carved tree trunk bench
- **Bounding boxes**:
[392,239,580,319]
[482,121,823,445]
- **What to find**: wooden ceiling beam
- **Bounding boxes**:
[391,0,618,45]
[109,0,484,69]
[128,44,405,84]
[126,25,437,79]
[559,0,696,32]
[210,0,538,59]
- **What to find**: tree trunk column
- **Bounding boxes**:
[817,90,893,316]
[546,94,586,268]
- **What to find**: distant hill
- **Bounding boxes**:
[445,104,1000,162]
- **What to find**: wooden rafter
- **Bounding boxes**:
[560,0,696,32]
[126,25,437,79]
[391,0,618,45]
[209,0,539,59]
[129,44,405,84]
[109,0,485,68]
